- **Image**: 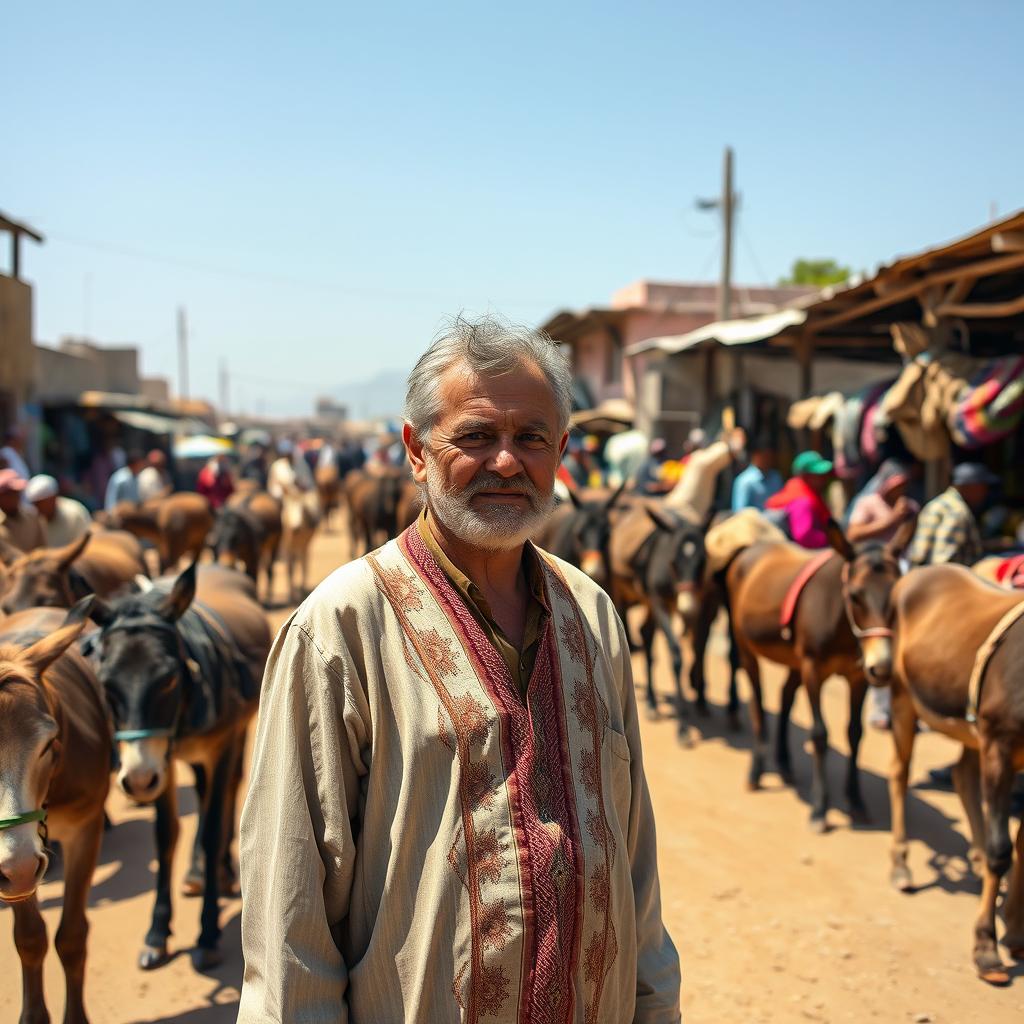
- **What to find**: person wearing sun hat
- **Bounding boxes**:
[0,468,45,552]
[764,450,835,548]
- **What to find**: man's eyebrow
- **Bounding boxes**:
[519,421,552,434]
[451,419,495,433]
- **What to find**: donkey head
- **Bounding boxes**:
[88,561,198,802]
[827,517,917,685]
[0,600,92,902]
[0,533,92,616]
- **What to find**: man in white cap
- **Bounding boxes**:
[26,475,93,547]
[0,469,45,552]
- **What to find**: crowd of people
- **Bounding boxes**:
[0,426,379,555]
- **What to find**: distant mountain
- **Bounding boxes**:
[331,369,407,422]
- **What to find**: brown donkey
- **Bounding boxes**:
[0,530,147,616]
[0,600,110,1024]
[100,492,214,573]
[846,562,1024,984]
[725,519,916,831]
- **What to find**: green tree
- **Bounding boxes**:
[780,258,851,287]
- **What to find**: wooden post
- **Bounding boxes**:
[10,232,19,279]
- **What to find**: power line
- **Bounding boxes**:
[44,231,568,310]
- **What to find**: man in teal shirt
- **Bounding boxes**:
[731,437,782,512]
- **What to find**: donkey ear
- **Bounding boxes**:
[0,536,23,566]
[64,594,96,627]
[19,616,90,676]
[55,530,92,571]
[886,514,918,558]
[824,518,855,561]
[158,560,197,621]
[567,488,583,510]
[645,503,678,533]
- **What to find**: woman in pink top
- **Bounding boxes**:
[765,451,834,548]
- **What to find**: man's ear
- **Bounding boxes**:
[403,422,428,485]
[824,518,855,561]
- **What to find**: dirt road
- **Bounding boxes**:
[2,524,1022,1022]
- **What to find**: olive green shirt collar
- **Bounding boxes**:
[415,508,549,688]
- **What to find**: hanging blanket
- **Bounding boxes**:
[950,356,1024,449]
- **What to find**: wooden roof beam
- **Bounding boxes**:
[993,231,1024,253]
[808,249,1024,334]
[937,294,1024,319]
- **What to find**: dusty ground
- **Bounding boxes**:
[2,522,1023,1023]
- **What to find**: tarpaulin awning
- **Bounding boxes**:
[624,308,808,357]
[112,409,209,435]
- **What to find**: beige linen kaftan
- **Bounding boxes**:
[238,525,680,1023]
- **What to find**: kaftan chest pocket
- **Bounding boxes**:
[603,726,632,826]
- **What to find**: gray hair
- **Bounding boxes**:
[405,314,573,440]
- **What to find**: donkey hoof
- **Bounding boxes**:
[644,704,660,722]
[977,962,1011,986]
[677,726,698,749]
[849,803,871,826]
[890,865,914,893]
[808,816,829,835]
[726,711,742,733]
[139,944,170,970]
[193,946,224,972]
[182,875,203,898]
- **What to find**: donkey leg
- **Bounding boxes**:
[951,746,985,875]
[726,613,742,731]
[802,658,831,832]
[183,763,208,897]
[1004,808,1024,959]
[12,895,50,1024]
[888,683,916,891]
[218,733,247,897]
[141,765,179,969]
[653,601,693,745]
[195,742,236,966]
[845,674,869,822]
[736,639,767,790]
[639,610,658,718]
[973,736,1015,984]
[55,813,104,1024]
[689,586,718,716]
[774,669,800,785]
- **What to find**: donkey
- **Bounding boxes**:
[724,519,916,831]
[608,500,710,743]
[0,600,110,1024]
[845,561,1024,984]
[85,561,270,969]
[533,484,626,593]
[0,531,147,616]
[226,488,282,605]
[100,492,214,573]
[346,468,405,555]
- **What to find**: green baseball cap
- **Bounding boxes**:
[791,450,833,476]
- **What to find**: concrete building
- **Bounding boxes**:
[0,212,44,434]
[542,280,816,410]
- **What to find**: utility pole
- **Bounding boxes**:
[219,359,229,418]
[177,306,189,400]
[718,146,735,323]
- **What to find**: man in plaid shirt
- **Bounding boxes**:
[906,462,997,567]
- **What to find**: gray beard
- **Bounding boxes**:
[422,459,555,552]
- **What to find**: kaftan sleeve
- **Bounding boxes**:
[613,615,683,1023]
[238,614,370,1024]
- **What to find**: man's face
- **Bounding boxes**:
[960,482,989,511]
[406,360,567,551]
[752,448,775,470]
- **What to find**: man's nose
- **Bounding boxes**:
[487,446,524,476]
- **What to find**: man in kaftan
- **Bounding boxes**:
[239,316,680,1023]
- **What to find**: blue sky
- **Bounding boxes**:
[4,1,1022,415]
